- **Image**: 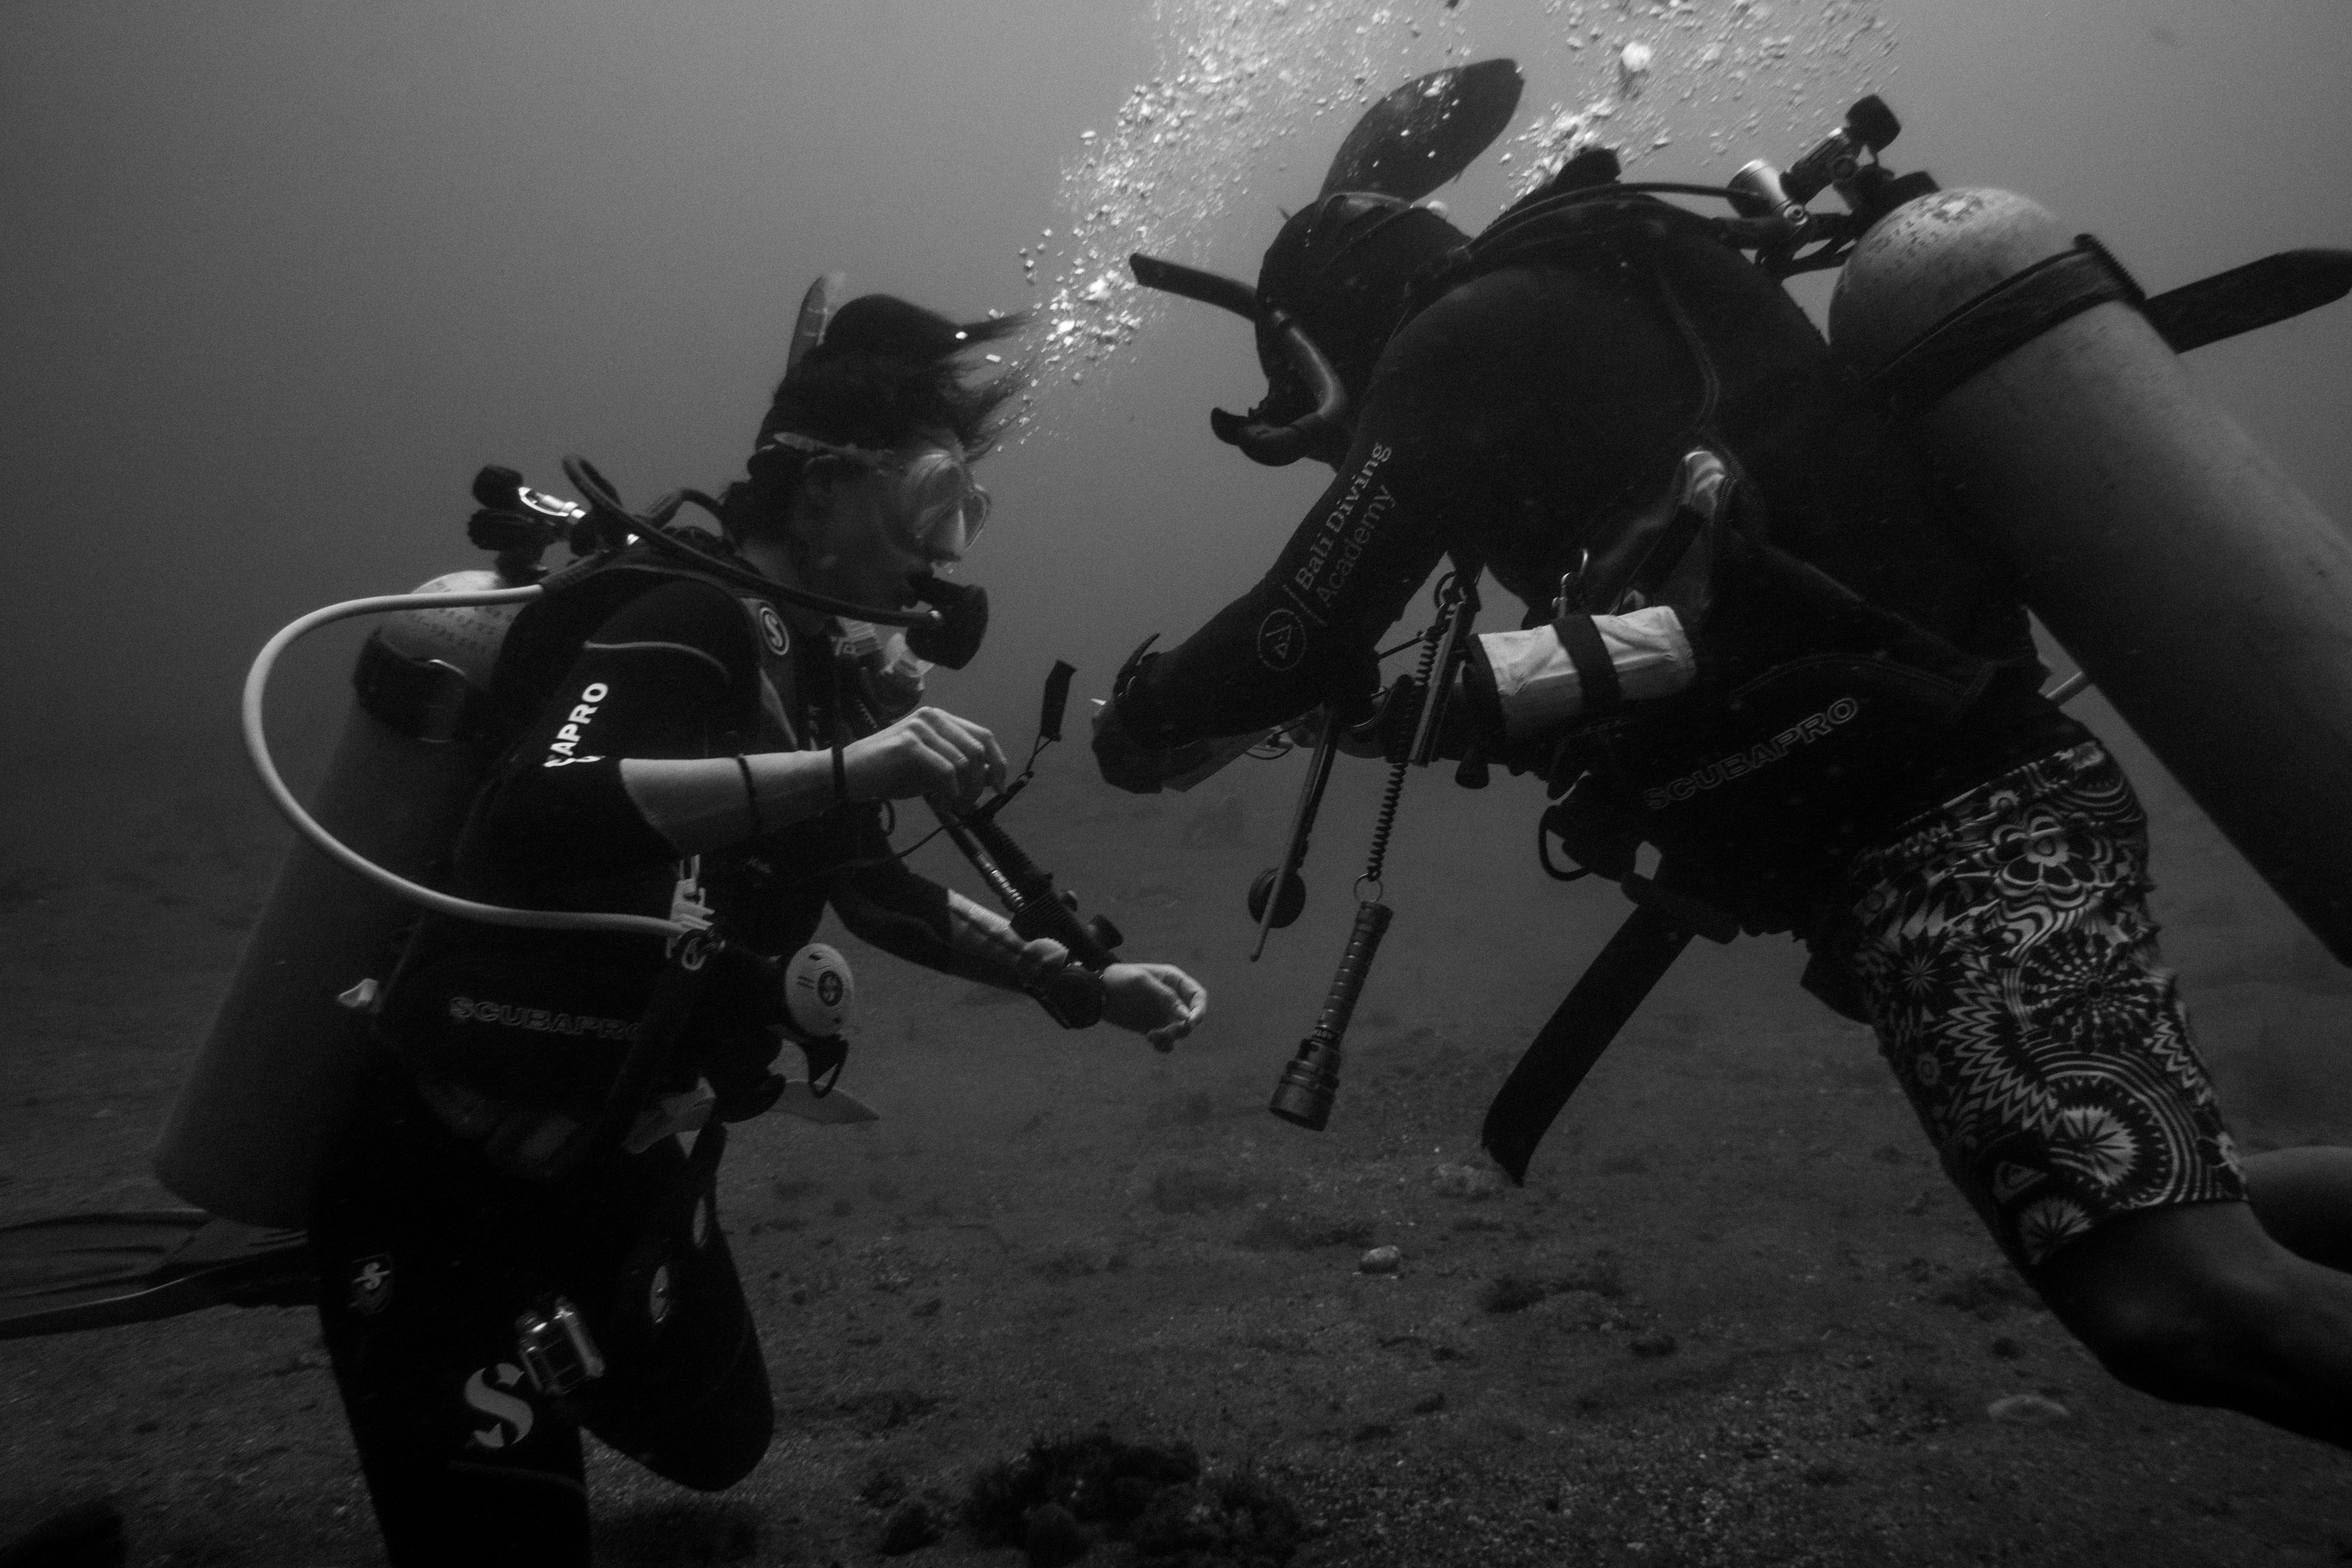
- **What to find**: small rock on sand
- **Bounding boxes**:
[1359,1245,1402,1275]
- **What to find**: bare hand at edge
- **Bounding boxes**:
[841,706,1007,811]
[1102,963,1209,1052]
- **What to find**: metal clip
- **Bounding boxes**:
[515,1297,606,1396]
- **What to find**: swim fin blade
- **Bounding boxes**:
[1319,59,1524,202]
[2143,248,2352,354]
[772,1080,881,1124]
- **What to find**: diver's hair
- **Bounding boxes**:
[722,295,1029,542]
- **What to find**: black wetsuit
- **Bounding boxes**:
[310,566,956,1566]
[1116,200,2089,932]
[1108,203,2255,1268]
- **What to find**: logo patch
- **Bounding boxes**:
[347,1254,394,1315]
[463,1363,536,1450]
[756,604,791,656]
[1255,608,1305,673]
[543,681,610,767]
[1641,696,1862,811]
[446,996,646,1042]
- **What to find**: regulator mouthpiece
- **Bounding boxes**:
[1269,1033,1344,1131]
[907,575,988,670]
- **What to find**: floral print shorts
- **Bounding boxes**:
[1842,741,2245,1269]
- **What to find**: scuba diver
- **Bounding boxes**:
[1095,61,2352,1450]
[289,292,1207,1564]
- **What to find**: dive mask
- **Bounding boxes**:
[757,432,992,561]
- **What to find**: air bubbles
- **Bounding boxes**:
[1022,0,1476,420]
[1016,0,1892,432]
[1504,0,1894,197]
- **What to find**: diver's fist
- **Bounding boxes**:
[841,706,1007,810]
[1101,962,1208,1051]
[1091,696,1169,794]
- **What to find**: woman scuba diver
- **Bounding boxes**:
[308,292,1206,1566]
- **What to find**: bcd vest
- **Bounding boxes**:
[1396,187,2069,931]
[381,547,926,1123]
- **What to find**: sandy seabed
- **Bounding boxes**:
[5,723,2351,1566]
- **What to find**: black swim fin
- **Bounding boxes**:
[0,1210,312,1341]
[1319,59,1524,202]
[2143,248,2352,354]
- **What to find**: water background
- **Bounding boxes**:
[5,0,2347,782]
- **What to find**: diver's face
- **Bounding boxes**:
[800,430,986,608]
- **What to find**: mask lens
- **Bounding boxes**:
[895,449,988,557]
[959,482,992,543]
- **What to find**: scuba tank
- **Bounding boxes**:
[154,448,960,1226]
[1829,189,2352,964]
[154,569,524,1228]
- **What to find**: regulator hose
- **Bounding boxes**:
[243,586,699,939]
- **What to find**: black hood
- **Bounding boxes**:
[1251,193,1468,412]
[1128,60,1518,465]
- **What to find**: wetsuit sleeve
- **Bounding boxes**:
[1125,432,1447,744]
[821,812,957,971]
[1113,292,1520,749]
[477,579,760,883]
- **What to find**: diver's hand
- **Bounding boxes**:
[959,914,1099,1027]
[1100,962,1208,1052]
[1007,935,1073,989]
[843,706,1007,811]
[1091,697,1169,794]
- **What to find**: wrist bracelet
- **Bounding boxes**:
[734,753,764,835]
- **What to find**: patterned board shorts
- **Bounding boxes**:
[1840,741,2246,1270]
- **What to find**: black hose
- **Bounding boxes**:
[556,456,938,630]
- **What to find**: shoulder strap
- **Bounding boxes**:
[487,550,747,736]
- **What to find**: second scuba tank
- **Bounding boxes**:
[1829,188,2352,964]
[153,570,521,1228]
